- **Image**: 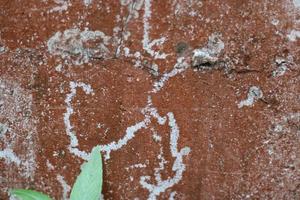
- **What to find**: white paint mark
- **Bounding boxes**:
[142,0,168,59]
[57,175,71,200]
[140,112,190,200]
[47,28,111,65]
[238,86,263,108]
[287,30,300,42]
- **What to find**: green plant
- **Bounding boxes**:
[10,146,103,200]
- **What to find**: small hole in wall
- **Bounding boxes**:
[175,41,189,55]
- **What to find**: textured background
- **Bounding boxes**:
[0,0,299,199]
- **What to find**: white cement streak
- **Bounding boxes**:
[96,120,148,160]
[287,30,300,42]
[83,0,93,6]
[64,81,149,160]
[63,50,191,199]
[142,0,168,59]
[50,0,70,13]
[64,81,94,160]
[140,112,191,200]
[0,148,21,165]
[152,57,189,93]
[57,174,71,200]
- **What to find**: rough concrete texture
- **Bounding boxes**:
[0,0,299,199]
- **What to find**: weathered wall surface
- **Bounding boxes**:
[0,0,299,199]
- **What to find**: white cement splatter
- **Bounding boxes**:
[0,149,21,165]
[120,0,144,22]
[126,163,147,171]
[0,45,6,54]
[272,57,289,77]
[83,0,93,6]
[287,30,300,41]
[0,78,37,181]
[50,0,71,13]
[238,86,263,108]
[293,0,300,8]
[169,192,177,200]
[46,160,55,171]
[47,28,111,65]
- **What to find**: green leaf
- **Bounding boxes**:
[10,189,52,200]
[70,146,103,200]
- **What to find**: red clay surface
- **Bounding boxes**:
[0,0,299,199]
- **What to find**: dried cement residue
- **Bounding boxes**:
[238,86,263,108]
[50,0,71,13]
[293,0,300,8]
[272,57,289,77]
[120,0,144,22]
[0,78,37,185]
[47,28,111,65]
[83,0,93,6]
[0,148,21,165]
[287,30,300,41]
[192,33,225,69]
[0,45,6,54]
